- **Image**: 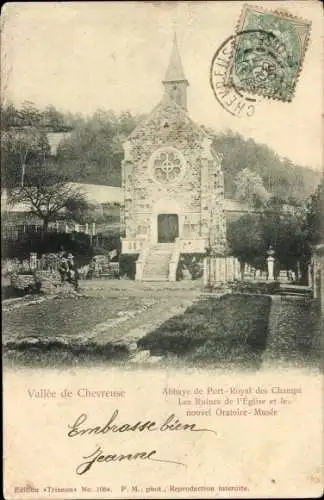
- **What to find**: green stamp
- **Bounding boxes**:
[225,5,311,101]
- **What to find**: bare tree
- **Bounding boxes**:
[9,161,89,232]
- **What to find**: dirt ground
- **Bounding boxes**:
[3,279,321,371]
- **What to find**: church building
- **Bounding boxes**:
[121,35,227,281]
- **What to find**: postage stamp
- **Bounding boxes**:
[210,33,259,119]
[224,5,312,102]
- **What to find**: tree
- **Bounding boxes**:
[227,214,265,276]
[234,168,270,207]
[9,160,89,232]
[259,196,310,280]
[56,109,143,186]
[303,177,324,246]
[1,101,51,188]
[1,101,73,189]
[210,130,320,202]
[42,105,68,131]
[228,195,312,281]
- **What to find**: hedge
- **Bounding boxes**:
[229,280,280,295]
[3,231,94,267]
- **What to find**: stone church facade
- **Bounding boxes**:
[121,35,227,281]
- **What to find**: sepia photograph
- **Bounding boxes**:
[2,1,323,498]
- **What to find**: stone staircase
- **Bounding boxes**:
[141,243,174,281]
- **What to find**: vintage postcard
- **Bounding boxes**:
[2,1,323,498]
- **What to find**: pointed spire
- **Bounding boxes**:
[163,33,188,83]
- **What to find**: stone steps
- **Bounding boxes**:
[141,244,174,281]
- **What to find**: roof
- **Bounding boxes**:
[127,92,211,144]
[163,33,188,83]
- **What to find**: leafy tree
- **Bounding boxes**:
[234,168,270,207]
[228,195,314,281]
[42,105,68,131]
[56,109,143,186]
[303,177,324,245]
[257,196,310,280]
[227,214,265,276]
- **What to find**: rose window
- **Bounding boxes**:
[149,147,186,184]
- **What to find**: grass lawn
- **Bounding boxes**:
[265,297,322,367]
[138,294,272,367]
[2,295,146,341]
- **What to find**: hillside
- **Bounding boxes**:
[56,121,320,202]
[2,103,321,202]
[209,130,321,202]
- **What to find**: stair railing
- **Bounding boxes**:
[135,244,150,281]
[169,238,181,281]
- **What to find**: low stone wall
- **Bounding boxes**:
[9,271,62,296]
[203,256,241,285]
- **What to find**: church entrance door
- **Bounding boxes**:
[157,214,179,243]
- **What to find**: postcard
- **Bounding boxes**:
[2,1,323,498]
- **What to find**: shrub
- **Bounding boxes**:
[119,254,139,280]
[92,230,121,257]
[177,253,204,280]
[229,280,280,295]
[2,231,94,267]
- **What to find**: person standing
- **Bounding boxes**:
[58,253,69,283]
[66,253,80,291]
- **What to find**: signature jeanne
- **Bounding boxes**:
[67,409,216,475]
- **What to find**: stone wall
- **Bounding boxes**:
[122,96,227,250]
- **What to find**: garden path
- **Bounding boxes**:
[3,279,202,346]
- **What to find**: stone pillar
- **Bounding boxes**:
[208,153,227,255]
[30,253,37,271]
[267,246,275,281]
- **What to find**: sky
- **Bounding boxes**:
[2,1,323,171]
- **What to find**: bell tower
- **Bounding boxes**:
[162,34,189,111]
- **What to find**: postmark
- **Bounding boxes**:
[225,5,311,102]
[210,33,259,118]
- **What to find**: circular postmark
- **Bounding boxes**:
[210,29,290,117]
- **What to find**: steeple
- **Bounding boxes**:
[162,33,189,111]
